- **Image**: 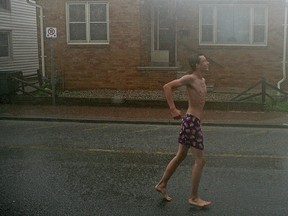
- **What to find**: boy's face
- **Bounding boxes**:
[198,56,209,72]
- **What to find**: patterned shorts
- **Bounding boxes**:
[178,114,204,150]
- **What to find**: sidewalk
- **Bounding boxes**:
[1,104,288,128]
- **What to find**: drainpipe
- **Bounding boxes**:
[26,0,45,79]
[278,2,288,90]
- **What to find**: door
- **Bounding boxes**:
[151,2,176,66]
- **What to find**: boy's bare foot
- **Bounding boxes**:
[188,197,211,208]
[155,185,172,201]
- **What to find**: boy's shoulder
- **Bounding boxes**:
[182,73,197,80]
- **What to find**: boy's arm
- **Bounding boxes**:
[163,75,193,119]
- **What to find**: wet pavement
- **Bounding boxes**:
[1,146,288,216]
[1,120,288,215]
[1,103,288,215]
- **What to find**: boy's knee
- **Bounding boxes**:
[178,154,187,162]
[175,152,187,162]
[196,157,206,167]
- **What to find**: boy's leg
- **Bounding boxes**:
[155,144,188,201]
[188,148,211,207]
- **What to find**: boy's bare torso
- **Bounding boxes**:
[186,75,207,120]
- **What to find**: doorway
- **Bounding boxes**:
[151,1,176,66]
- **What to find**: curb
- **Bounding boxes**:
[1,116,287,129]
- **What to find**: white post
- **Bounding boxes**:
[278,2,288,90]
[26,0,46,79]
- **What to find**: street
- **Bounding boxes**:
[0,120,288,216]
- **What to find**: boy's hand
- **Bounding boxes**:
[170,108,182,120]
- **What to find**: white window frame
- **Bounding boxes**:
[66,1,109,45]
[0,0,10,11]
[199,4,268,46]
[0,30,12,60]
[151,5,170,63]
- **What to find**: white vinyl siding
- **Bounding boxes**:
[0,0,39,75]
[199,4,268,46]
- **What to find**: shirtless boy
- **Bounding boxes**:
[155,54,211,207]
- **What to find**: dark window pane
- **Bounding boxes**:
[158,7,169,29]
[253,8,265,43]
[254,26,265,42]
[0,32,8,44]
[154,9,159,49]
[0,46,8,57]
[202,25,213,42]
[0,0,9,10]
[90,4,106,22]
[69,5,85,22]
[0,32,9,57]
[70,23,86,40]
[159,30,170,50]
[90,23,107,40]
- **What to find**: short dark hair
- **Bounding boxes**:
[188,53,204,71]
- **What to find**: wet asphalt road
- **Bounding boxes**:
[0,120,288,216]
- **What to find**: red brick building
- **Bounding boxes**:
[35,0,288,92]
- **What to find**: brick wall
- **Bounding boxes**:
[37,0,162,90]
[175,0,287,92]
[36,0,288,92]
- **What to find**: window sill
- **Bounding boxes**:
[66,44,110,48]
[199,43,267,47]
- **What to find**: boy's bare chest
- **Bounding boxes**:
[188,79,207,95]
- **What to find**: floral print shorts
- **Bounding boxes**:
[178,114,204,150]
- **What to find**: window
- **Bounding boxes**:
[151,3,176,65]
[0,31,12,59]
[153,6,170,51]
[200,4,268,46]
[66,2,109,44]
[0,0,10,10]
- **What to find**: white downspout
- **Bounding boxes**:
[26,0,45,78]
[278,3,288,90]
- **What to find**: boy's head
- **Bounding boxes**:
[188,54,204,71]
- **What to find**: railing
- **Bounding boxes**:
[11,70,52,97]
[230,78,288,104]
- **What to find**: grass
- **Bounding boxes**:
[231,92,288,112]
[264,99,288,112]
